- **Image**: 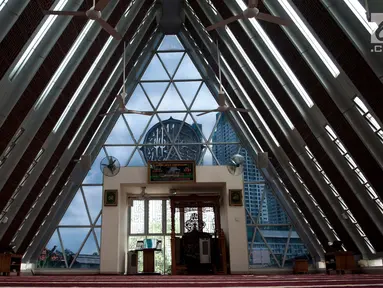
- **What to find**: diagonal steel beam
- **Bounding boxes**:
[0,0,147,243]
[22,25,161,263]
[178,28,322,260]
[183,6,324,260]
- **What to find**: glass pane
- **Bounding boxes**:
[37,230,65,268]
[60,189,90,225]
[148,200,163,234]
[141,55,170,81]
[82,186,102,224]
[174,81,202,109]
[59,228,90,265]
[157,52,184,78]
[158,35,184,51]
[164,236,172,274]
[174,54,202,80]
[184,207,198,233]
[105,116,134,145]
[202,207,215,233]
[141,82,169,109]
[130,200,145,234]
[154,236,165,274]
[73,232,100,269]
[166,200,180,234]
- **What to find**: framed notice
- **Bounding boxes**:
[104,189,118,206]
[148,160,196,184]
[229,189,243,206]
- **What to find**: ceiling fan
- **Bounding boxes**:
[43,0,122,40]
[100,42,155,117]
[197,41,250,116]
[206,0,291,31]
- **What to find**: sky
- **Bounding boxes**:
[43,36,294,262]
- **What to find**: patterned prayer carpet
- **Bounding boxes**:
[0,274,383,287]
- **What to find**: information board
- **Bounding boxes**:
[148,160,196,183]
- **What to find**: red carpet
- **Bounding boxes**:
[0,274,383,287]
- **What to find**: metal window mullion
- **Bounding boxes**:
[56,227,68,268]
[69,228,93,268]
[144,199,149,235]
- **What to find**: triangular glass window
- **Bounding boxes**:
[141,82,169,109]
[45,34,308,270]
[174,81,202,109]
[141,55,170,81]
[158,83,186,111]
[158,35,184,51]
[174,54,202,80]
[59,228,90,265]
[191,83,218,110]
[128,147,146,167]
[60,189,90,226]
[73,232,100,269]
[37,230,65,268]
[157,52,184,78]
[105,116,134,145]
[126,85,153,111]
[82,186,102,224]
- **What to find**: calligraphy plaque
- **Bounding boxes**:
[148,160,196,183]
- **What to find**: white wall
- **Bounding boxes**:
[100,166,248,274]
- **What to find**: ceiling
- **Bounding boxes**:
[0,0,382,262]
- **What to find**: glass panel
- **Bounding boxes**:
[60,189,90,225]
[141,82,169,109]
[164,236,172,274]
[59,228,90,264]
[37,230,65,268]
[128,148,146,167]
[73,232,100,269]
[191,83,218,110]
[82,186,102,224]
[158,83,186,111]
[105,116,134,145]
[174,81,202,109]
[141,55,170,81]
[154,236,165,274]
[166,200,180,234]
[184,207,198,233]
[130,200,145,234]
[126,84,154,111]
[157,52,184,78]
[148,200,163,234]
[174,54,202,80]
[158,35,184,51]
[202,207,215,233]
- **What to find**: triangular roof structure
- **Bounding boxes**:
[0,0,382,268]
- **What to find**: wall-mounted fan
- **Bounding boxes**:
[100,156,120,177]
[227,154,245,176]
